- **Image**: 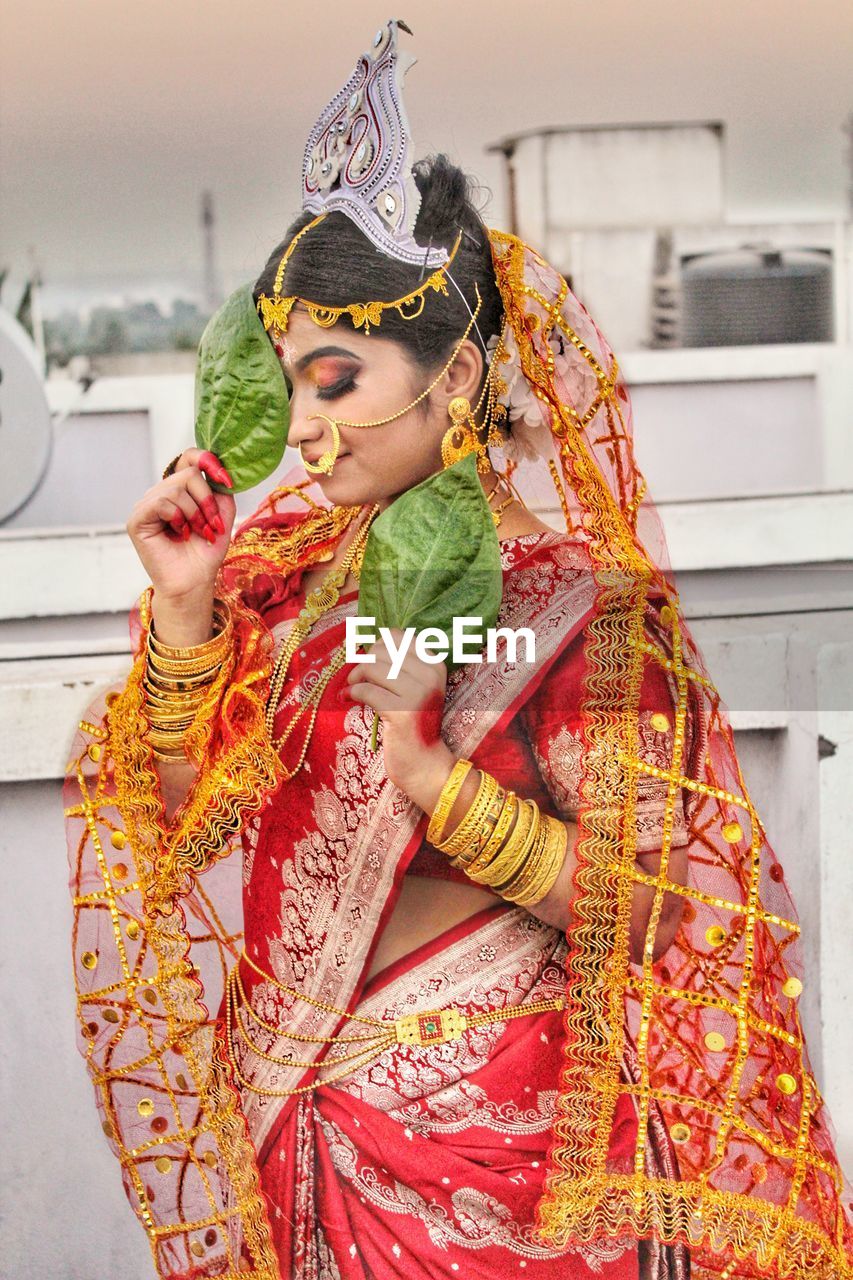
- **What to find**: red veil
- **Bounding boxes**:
[65,225,853,1278]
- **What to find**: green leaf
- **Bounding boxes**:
[194,284,290,493]
[357,452,504,750]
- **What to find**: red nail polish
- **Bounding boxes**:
[208,458,233,488]
[337,686,353,705]
[182,524,192,541]
[204,524,217,544]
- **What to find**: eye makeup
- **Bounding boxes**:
[307,355,361,401]
[315,373,358,401]
[278,344,363,405]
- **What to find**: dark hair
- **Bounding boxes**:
[252,154,504,373]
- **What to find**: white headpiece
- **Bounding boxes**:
[302,19,448,270]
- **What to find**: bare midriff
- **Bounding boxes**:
[299,497,555,987]
[365,875,502,984]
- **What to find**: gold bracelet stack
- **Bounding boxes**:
[426,759,568,908]
[143,600,234,760]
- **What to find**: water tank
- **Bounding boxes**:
[680,245,833,346]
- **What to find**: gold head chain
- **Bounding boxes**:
[256,212,464,336]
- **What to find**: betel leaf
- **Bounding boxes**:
[357,451,504,750]
[194,284,290,493]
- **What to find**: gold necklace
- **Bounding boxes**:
[264,504,380,775]
[263,474,515,778]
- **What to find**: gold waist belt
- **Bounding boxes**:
[224,947,565,1099]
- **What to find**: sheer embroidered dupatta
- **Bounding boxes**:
[485,229,853,1278]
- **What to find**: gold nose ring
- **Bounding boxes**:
[300,415,341,475]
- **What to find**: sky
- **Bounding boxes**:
[2,0,851,312]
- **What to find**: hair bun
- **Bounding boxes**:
[412,154,483,251]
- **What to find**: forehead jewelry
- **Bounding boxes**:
[299,283,495,476]
[257,215,463,337]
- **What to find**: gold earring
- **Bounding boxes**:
[441,396,490,473]
[301,415,341,475]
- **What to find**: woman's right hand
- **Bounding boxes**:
[127,449,236,607]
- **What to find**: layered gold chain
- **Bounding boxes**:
[263,504,380,774]
[225,946,564,1099]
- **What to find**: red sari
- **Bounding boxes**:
[227,527,692,1277]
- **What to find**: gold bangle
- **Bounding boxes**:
[427,758,570,908]
[146,665,224,686]
[146,737,190,758]
[142,687,209,711]
[142,681,209,708]
[148,633,231,669]
[149,744,189,762]
[145,719,196,738]
[143,615,231,749]
[143,665,217,686]
[148,601,233,660]
[143,667,220,737]
[495,806,549,893]
[496,816,549,900]
[426,759,474,846]
[506,817,568,907]
[148,635,231,668]
[452,788,525,882]
[147,632,230,665]
[468,798,540,889]
[143,708,199,728]
[499,803,547,889]
[451,791,507,873]
[454,788,518,875]
[509,816,567,905]
[433,770,500,858]
[147,739,190,755]
[143,675,210,698]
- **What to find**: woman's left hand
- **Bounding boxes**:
[344,627,454,802]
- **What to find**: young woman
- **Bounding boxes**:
[66,21,853,1280]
